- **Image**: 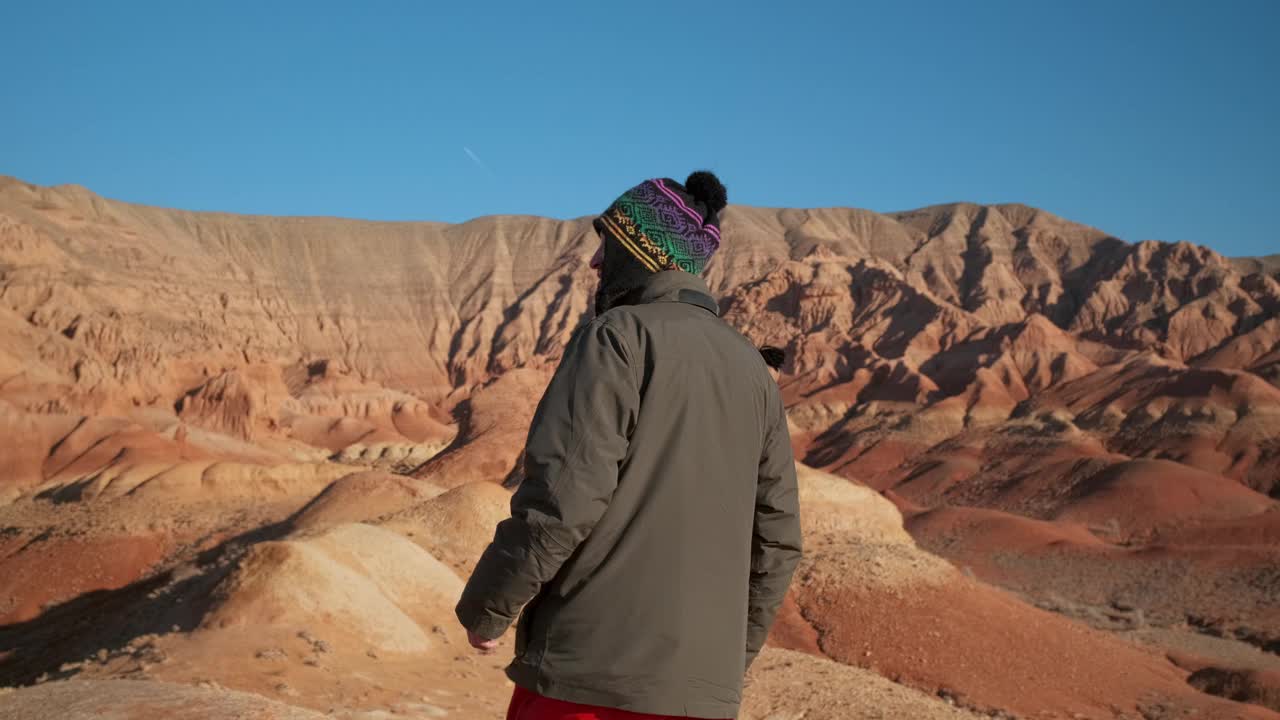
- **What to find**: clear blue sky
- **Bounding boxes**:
[3,1,1277,256]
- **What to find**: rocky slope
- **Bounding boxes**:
[1,175,1278,717]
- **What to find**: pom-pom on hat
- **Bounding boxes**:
[593,171,727,276]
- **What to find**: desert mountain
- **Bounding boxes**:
[1,175,1278,718]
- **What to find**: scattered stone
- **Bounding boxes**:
[406,704,449,718]
[296,629,331,654]
[275,682,300,697]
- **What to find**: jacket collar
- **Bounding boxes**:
[618,270,720,316]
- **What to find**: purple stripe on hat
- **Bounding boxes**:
[653,178,721,240]
[652,178,706,224]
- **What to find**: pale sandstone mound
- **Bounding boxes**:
[741,647,982,720]
[289,470,442,531]
[794,464,954,588]
[0,460,356,629]
[4,396,342,507]
[0,679,328,720]
[331,440,449,473]
[791,465,953,632]
[378,480,512,575]
[796,464,913,543]
[201,523,463,654]
[30,460,352,516]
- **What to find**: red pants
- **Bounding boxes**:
[506,685,724,720]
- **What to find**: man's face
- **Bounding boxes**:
[589,235,605,280]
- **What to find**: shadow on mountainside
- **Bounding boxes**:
[0,519,293,687]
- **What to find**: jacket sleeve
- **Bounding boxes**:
[744,387,802,671]
[455,317,639,640]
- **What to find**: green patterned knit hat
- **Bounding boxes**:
[592,171,728,276]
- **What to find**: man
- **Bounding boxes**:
[456,171,802,720]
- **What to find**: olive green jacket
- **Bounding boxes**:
[456,270,801,719]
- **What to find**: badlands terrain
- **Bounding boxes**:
[0,174,1277,718]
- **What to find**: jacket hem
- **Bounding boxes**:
[505,661,740,719]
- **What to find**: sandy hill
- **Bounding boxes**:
[5,464,1272,719]
[1,175,1279,717]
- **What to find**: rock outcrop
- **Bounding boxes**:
[3,176,1279,718]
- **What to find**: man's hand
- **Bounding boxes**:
[467,629,499,654]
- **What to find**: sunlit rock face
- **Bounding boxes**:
[2,176,1278,719]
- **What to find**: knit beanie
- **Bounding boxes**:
[590,171,727,315]
[593,171,728,276]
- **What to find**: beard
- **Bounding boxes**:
[593,265,654,316]
[593,283,630,317]
[592,239,654,316]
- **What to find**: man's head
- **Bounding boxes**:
[759,345,786,382]
[590,171,728,314]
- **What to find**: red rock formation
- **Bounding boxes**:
[3,175,1279,717]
